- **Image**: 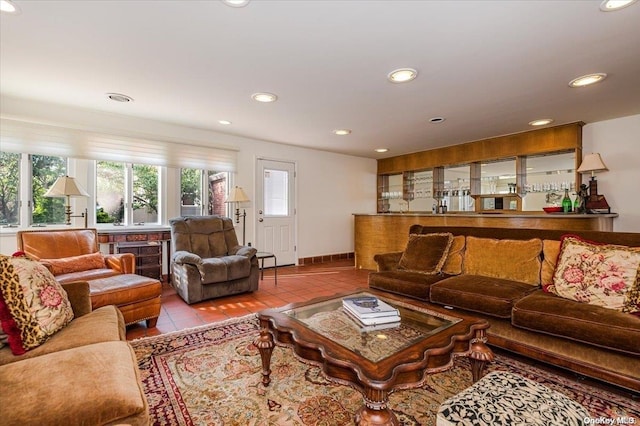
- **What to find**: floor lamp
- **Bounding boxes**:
[225,186,250,245]
[44,175,90,227]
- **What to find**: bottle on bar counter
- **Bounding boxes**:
[562,188,572,213]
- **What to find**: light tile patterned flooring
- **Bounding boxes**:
[126,260,368,340]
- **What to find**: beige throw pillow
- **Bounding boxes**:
[441,235,466,275]
[463,236,542,285]
[546,235,640,313]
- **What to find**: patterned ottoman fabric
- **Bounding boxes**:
[436,371,590,426]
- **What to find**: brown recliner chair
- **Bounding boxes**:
[170,216,259,304]
[17,228,161,327]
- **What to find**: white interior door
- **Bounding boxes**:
[256,159,296,266]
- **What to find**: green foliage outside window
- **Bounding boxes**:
[0,152,20,225]
[180,168,201,206]
[31,155,66,224]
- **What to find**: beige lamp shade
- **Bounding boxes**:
[44,176,90,197]
[225,186,250,203]
[576,153,609,176]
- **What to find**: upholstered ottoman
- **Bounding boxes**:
[436,371,589,426]
[89,274,162,327]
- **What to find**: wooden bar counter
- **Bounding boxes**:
[353,212,617,270]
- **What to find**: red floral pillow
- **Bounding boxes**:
[0,254,74,355]
[546,235,640,313]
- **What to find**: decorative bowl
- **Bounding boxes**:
[543,206,563,213]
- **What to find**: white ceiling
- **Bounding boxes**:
[1,0,639,159]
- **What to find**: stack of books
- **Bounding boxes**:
[342,296,401,329]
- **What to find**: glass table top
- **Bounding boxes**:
[283,291,460,362]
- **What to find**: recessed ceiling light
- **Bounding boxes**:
[222,0,250,7]
[387,68,418,83]
[333,129,352,136]
[600,0,637,11]
[429,117,446,123]
[251,92,278,103]
[528,118,554,126]
[106,93,133,102]
[375,148,389,153]
[568,73,607,88]
[218,120,232,125]
[0,0,20,14]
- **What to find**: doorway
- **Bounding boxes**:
[255,158,296,266]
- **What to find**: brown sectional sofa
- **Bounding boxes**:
[369,225,640,392]
[0,281,149,425]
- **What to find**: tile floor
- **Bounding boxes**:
[126,259,369,340]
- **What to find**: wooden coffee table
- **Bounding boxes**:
[254,289,494,425]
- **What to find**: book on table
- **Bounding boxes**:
[343,306,401,327]
[344,312,402,332]
[342,296,400,319]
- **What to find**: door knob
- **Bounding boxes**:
[258,218,264,222]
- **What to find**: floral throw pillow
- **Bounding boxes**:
[546,235,640,313]
[0,254,74,355]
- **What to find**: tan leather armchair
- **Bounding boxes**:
[17,228,161,327]
[17,228,134,283]
[170,216,259,304]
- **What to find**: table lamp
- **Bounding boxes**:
[225,186,250,245]
[576,153,610,213]
[44,175,90,226]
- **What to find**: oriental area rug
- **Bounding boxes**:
[131,315,639,426]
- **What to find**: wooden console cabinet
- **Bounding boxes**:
[117,241,163,280]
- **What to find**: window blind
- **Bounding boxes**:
[0,118,237,171]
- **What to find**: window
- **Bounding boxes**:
[31,155,67,225]
[180,169,229,217]
[97,161,160,225]
[96,161,125,224]
[208,171,228,216]
[263,169,288,216]
[180,168,203,216]
[0,152,20,226]
[132,164,159,224]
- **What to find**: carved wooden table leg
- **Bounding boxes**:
[254,323,274,387]
[468,329,494,382]
[354,388,399,426]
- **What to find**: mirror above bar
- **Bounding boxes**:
[376,122,583,214]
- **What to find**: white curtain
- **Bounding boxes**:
[0,117,237,171]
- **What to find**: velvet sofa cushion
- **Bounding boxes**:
[0,341,149,426]
[40,252,106,275]
[441,235,465,275]
[546,235,640,313]
[430,275,538,318]
[463,237,542,285]
[0,305,124,366]
[398,233,453,274]
[0,255,74,355]
[512,290,640,355]
[368,270,448,301]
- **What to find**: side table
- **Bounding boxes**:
[255,251,277,286]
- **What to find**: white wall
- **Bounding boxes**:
[582,115,640,232]
[0,96,378,259]
[1,97,638,259]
